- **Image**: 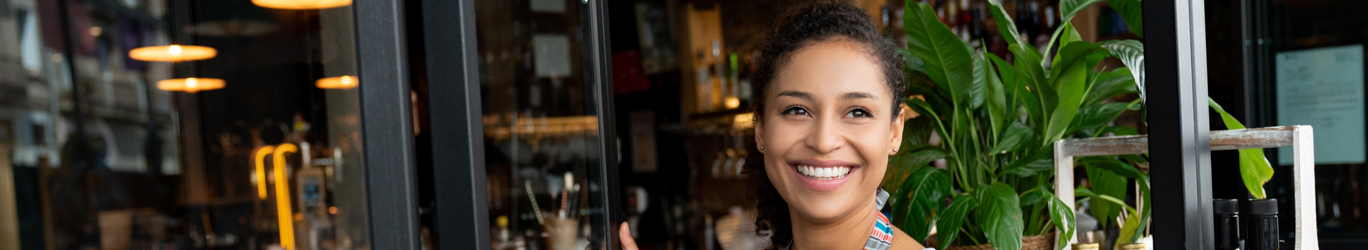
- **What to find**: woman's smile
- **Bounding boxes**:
[789,159,860,191]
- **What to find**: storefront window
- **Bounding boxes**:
[1203,0,1368,247]
[473,0,610,249]
[0,0,370,249]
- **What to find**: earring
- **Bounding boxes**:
[760,146,765,151]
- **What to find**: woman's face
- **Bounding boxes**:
[756,40,904,222]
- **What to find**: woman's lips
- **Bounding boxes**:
[789,159,860,192]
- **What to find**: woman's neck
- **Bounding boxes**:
[788,198,879,250]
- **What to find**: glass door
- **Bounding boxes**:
[412,0,618,249]
[472,0,616,249]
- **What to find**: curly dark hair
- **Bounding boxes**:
[748,1,906,248]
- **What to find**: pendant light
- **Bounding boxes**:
[157,77,225,93]
[129,45,217,62]
[252,0,352,10]
[315,75,358,89]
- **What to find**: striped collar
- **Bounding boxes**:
[781,189,894,250]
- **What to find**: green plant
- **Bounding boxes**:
[882,0,1148,249]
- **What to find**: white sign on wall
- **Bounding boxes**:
[1276,44,1366,165]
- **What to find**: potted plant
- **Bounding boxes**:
[885,0,1280,249]
[882,0,1148,249]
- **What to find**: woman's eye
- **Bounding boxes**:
[845,108,873,118]
[781,107,809,116]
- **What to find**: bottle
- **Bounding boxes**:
[494,216,513,250]
[1214,199,1241,250]
[1247,199,1280,250]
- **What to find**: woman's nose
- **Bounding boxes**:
[804,118,846,153]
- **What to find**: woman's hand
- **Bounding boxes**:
[619,222,639,250]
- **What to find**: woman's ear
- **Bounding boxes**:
[888,108,906,156]
[754,117,765,154]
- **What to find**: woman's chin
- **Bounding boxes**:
[788,195,861,222]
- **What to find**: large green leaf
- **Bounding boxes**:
[1010,44,1056,131]
[1210,98,1275,199]
[1081,155,1151,242]
[885,116,942,190]
[983,51,1008,136]
[990,53,1041,125]
[892,146,948,175]
[1077,157,1146,179]
[905,98,949,143]
[1046,42,1110,143]
[1106,0,1144,37]
[992,122,1034,153]
[974,183,1024,250]
[1002,147,1054,177]
[1019,186,1047,206]
[1047,193,1077,250]
[939,194,980,247]
[1044,0,1104,63]
[904,1,976,106]
[1099,40,1146,102]
[969,48,989,109]
[1060,0,1106,24]
[894,167,954,242]
[1084,158,1128,227]
[986,0,1032,53]
[1115,206,1143,248]
[1085,68,1139,105]
[898,47,929,73]
[885,145,946,191]
[1068,100,1140,136]
[899,116,936,154]
[1049,23,1086,73]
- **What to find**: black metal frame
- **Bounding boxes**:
[584,0,622,249]
[417,0,492,248]
[354,0,422,249]
[1145,0,1215,249]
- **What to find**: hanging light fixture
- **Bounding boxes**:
[252,0,352,10]
[129,45,217,62]
[315,75,358,89]
[157,77,225,93]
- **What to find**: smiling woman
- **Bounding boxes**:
[745,1,920,248]
[619,1,921,250]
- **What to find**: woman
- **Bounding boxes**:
[622,1,923,249]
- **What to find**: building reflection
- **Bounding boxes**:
[0,0,369,249]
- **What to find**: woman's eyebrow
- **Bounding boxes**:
[841,92,877,101]
[777,90,814,101]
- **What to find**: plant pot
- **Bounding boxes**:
[944,232,1055,250]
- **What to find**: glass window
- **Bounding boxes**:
[1208,0,1368,247]
[0,0,370,249]
[472,0,611,249]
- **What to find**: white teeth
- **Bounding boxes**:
[796,165,853,179]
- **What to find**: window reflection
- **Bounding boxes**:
[473,0,608,249]
[0,0,369,249]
